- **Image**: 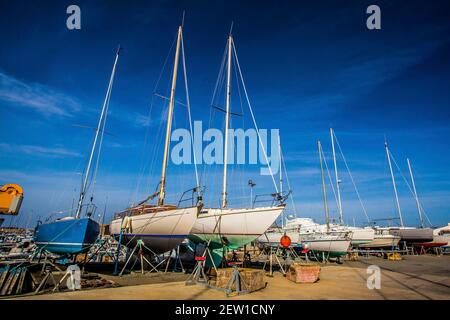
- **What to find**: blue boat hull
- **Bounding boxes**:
[34,218,100,254]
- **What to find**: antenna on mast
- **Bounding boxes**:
[181,10,186,28]
[229,21,234,36]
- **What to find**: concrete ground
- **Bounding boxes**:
[11,255,450,300]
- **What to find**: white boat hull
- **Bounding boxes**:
[189,205,285,250]
[348,228,375,246]
[359,234,401,249]
[110,206,198,254]
[299,233,351,257]
[256,228,299,247]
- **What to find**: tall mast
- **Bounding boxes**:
[221,35,233,208]
[385,141,404,227]
[75,47,120,219]
[330,128,343,224]
[278,134,283,194]
[158,26,182,206]
[278,134,283,227]
[318,140,330,232]
[407,158,424,228]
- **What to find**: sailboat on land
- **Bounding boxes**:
[109,24,199,254]
[34,48,122,254]
[286,141,351,259]
[383,142,433,244]
[325,128,374,246]
[188,32,286,261]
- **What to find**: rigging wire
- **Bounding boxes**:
[281,148,297,217]
[89,62,116,200]
[180,31,200,193]
[332,132,371,223]
[131,35,177,206]
[389,151,433,227]
[232,41,279,194]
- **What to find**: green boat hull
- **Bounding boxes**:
[188,233,259,267]
[188,233,257,250]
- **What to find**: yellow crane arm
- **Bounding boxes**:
[0,184,24,215]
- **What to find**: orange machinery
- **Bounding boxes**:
[0,184,24,215]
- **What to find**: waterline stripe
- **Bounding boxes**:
[117,233,188,239]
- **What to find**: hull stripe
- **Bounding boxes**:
[35,242,89,246]
[113,233,188,238]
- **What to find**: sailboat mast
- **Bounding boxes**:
[75,47,120,219]
[385,141,404,227]
[158,26,182,206]
[407,158,424,228]
[278,134,283,227]
[278,134,283,194]
[221,35,233,208]
[330,128,343,224]
[318,140,330,232]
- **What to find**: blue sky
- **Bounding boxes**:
[1,0,449,228]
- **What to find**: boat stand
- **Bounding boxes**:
[34,267,58,295]
[261,246,287,276]
[185,256,209,286]
[31,250,64,274]
[164,246,185,273]
[185,244,219,286]
[223,262,250,297]
[82,237,119,266]
[118,239,165,276]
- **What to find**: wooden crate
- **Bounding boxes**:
[215,268,265,292]
[286,263,321,283]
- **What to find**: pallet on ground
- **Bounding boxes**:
[286,263,321,283]
[215,268,265,292]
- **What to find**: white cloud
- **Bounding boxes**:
[0,71,81,117]
[0,143,82,158]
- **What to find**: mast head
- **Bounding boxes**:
[181,10,185,28]
[229,21,234,37]
[116,45,122,56]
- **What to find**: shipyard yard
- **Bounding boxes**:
[1,1,450,311]
[5,255,449,300]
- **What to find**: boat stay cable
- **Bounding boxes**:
[389,152,433,227]
[321,147,340,216]
[180,30,201,201]
[281,147,298,223]
[332,132,371,223]
[75,47,121,219]
[232,41,279,194]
